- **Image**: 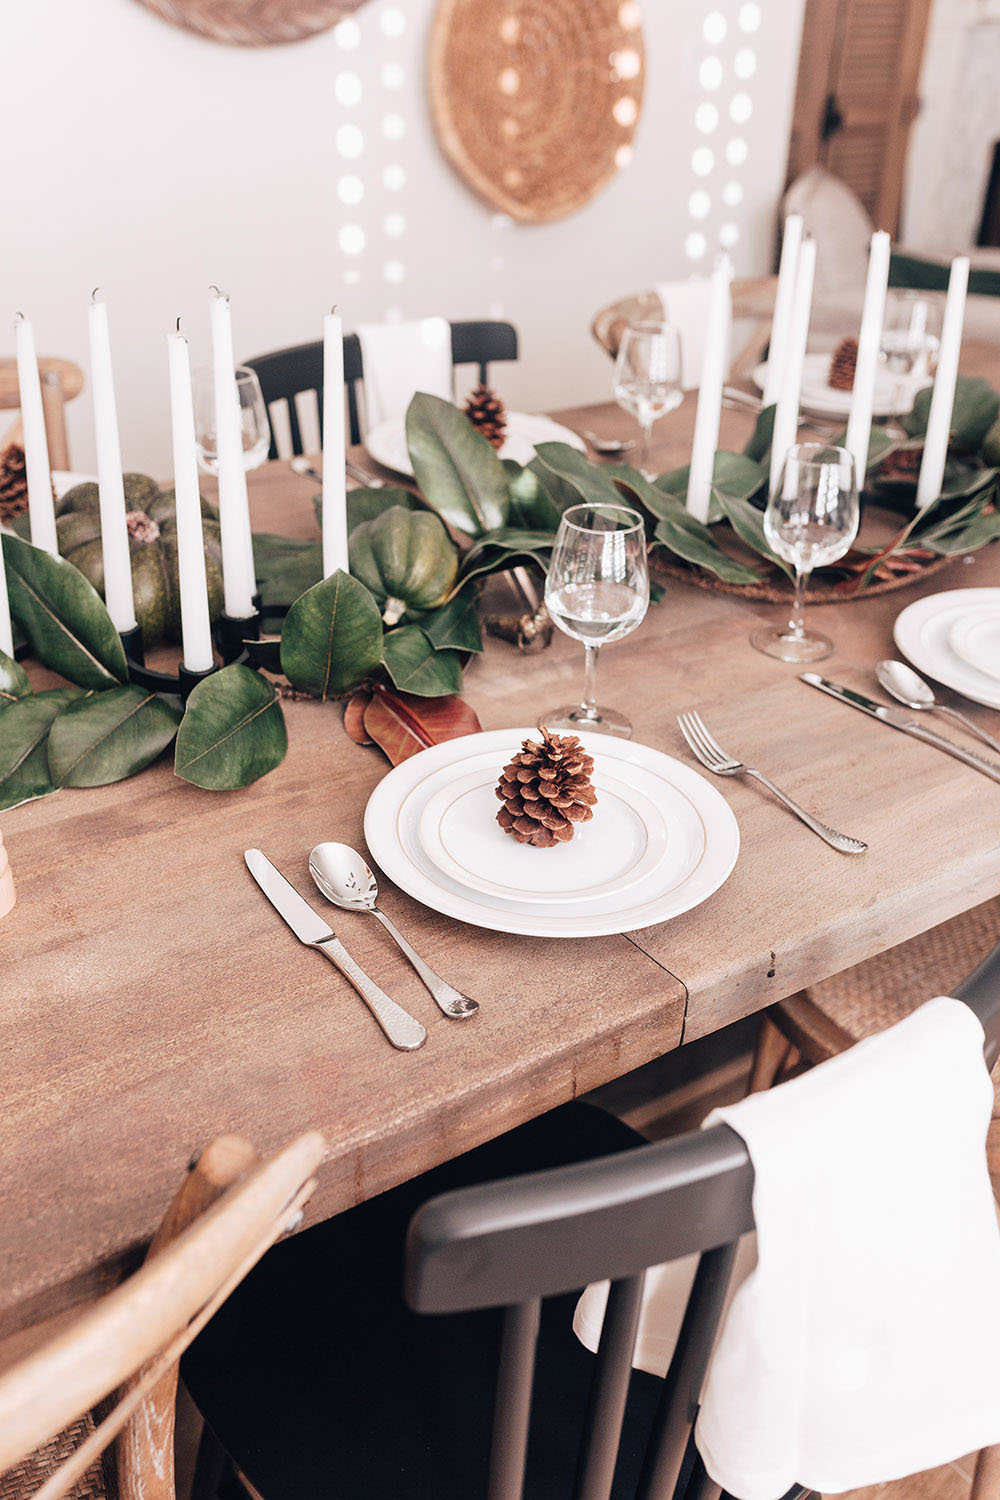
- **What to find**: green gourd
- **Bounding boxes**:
[56,475,224,650]
[349,505,458,625]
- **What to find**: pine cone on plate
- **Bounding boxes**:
[0,444,29,524]
[464,383,507,450]
[828,337,858,392]
[495,726,597,848]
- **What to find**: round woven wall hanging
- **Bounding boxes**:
[429,0,646,224]
[133,0,366,46]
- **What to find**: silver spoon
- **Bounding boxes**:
[581,430,636,456]
[308,842,479,1020]
[876,660,1000,754]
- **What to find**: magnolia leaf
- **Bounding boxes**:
[280,569,384,700]
[3,532,128,688]
[0,650,32,708]
[47,685,182,788]
[452,544,554,595]
[0,688,84,812]
[362,686,482,765]
[175,665,287,790]
[344,690,373,744]
[743,404,776,462]
[383,625,463,696]
[920,510,1000,554]
[654,510,763,585]
[532,443,623,509]
[462,528,555,566]
[405,393,510,536]
[715,493,793,579]
[504,462,563,531]
[420,592,484,653]
[628,453,765,522]
[865,426,898,472]
[252,533,324,608]
[348,485,418,533]
[527,455,583,512]
[902,375,1000,448]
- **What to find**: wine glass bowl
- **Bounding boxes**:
[544,503,650,738]
[192,364,270,475]
[879,290,943,417]
[750,443,860,664]
[612,321,683,477]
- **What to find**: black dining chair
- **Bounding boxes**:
[246,320,519,456]
[181,940,1000,1500]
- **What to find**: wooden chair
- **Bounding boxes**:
[246,319,519,456]
[180,944,1000,1500]
[0,358,84,472]
[590,279,778,387]
[0,1131,324,1500]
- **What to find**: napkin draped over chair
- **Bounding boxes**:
[356,317,453,430]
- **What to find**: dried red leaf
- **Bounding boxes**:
[362,686,482,766]
[344,690,373,745]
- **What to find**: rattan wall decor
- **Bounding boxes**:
[429,0,646,224]
[133,0,365,46]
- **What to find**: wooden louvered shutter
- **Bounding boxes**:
[786,0,933,234]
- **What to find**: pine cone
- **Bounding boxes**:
[828,337,858,392]
[464,383,507,450]
[495,726,597,848]
[0,444,29,524]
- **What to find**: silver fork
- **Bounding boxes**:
[677,710,868,855]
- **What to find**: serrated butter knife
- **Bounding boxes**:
[245,849,427,1051]
[800,674,1000,786]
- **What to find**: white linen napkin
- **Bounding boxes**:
[654,278,713,389]
[356,317,453,429]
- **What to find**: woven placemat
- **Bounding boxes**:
[429,0,645,223]
[133,0,363,45]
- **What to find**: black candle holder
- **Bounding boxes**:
[119,602,263,699]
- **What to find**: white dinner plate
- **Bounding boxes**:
[416,755,670,905]
[948,608,1000,684]
[363,729,740,938]
[752,354,903,420]
[363,411,587,477]
[894,588,1000,710]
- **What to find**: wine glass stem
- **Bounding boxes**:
[580,643,601,720]
[639,419,653,476]
[788,566,810,640]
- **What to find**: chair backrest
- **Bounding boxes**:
[247,319,519,457]
[405,945,1000,1500]
[0,1131,324,1500]
[0,358,85,472]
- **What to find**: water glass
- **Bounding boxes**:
[544,503,649,738]
[750,443,860,663]
[192,365,270,474]
[879,290,943,417]
[612,321,683,476]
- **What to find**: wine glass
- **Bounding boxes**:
[613,321,683,477]
[543,503,650,738]
[192,365,271,474]
[879,290,943,421]
[750,443,860,664]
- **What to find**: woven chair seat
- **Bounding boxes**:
[0,1413,109,1500]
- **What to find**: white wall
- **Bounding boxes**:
[2,0,805,476]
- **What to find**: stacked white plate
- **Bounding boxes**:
[894,588,1000,710]
[363,412,586,476]
[752,354,907,420]
[363,728,740,938]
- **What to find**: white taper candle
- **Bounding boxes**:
[845,231,891,488]
[13,315,57,555]
[87,294,137,633]
[686,254,733,523]
[167,329,215,674]
[322,309,349,575]
[916,256,970,509]
[769,237,817,498]
[209,289,256,617]
[762,214,804,409]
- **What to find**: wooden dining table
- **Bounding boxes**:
[3,347,1000,1340]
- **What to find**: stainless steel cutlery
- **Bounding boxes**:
[875,660,1000,755]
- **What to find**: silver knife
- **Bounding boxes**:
[800,674,1000,786]
[245,849,426,1051]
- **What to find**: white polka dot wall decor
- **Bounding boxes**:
[132,0,368,45]
[428,0,646,223]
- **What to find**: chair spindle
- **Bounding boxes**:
[487,1300,541,1500]
[572,1274,646,1500]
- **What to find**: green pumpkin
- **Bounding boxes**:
[56,474,224,650]
[349,505,458,626]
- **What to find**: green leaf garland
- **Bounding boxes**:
[3,533,128,688]
[383,625,463,696]
[174,665,287,790]
[47,686,182,788]
[405,392,510,536]
[280,569,384,700]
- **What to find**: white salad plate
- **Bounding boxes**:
[752,354,901,420]
[363,411,586,477]
[948,608,1000,685]
[894,588,1000,710]
[363,729,740,938]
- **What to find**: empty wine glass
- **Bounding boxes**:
[613,321,683,477]
[544,503,650,738]
[879,290,943,419]
[750,442,860,663]
[192,365,270,474]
